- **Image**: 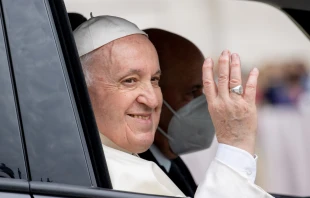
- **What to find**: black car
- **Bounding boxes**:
[0,0,309,197]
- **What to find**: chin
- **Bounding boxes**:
[131,132,155,153]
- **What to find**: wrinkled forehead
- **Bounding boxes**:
[97,35,160,76]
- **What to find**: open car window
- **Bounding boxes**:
[1,0,310,197]
[65,0,310,197]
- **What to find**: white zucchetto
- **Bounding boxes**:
[73,15,147,57]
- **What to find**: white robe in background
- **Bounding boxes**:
[256,103,310,196]
[100,134,273,198]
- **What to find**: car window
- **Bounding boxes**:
[0,192,31,198]
[0,0,94,186]
[65,0,310,197]
[0,2,28,180]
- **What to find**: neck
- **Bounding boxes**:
[99,133,137,156]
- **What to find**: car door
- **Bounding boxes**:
[0,0,31,197]
[0,0,178,197]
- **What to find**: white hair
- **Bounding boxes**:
[80,51,94,87]
[79,42,113,87]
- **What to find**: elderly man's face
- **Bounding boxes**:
[88,35,162,153]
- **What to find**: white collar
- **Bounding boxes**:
[99,133,139,157]
[149,145,172,172]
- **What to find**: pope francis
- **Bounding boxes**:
[73,15,273,198]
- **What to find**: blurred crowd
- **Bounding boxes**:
[257,60,310,107]
[255,60,310,196]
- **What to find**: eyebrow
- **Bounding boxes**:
[154,69,161,76]
[120,69,161,78]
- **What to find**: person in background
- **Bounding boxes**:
[256,61,310,197]
[139,28,214,197]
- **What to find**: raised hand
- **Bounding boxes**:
[202,50,259,155]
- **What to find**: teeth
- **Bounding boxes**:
[129,115,150,120]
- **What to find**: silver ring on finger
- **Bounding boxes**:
[230,85,243,95]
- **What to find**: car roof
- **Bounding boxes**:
[247,0,310,11]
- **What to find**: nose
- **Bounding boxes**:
[137,82,160,109]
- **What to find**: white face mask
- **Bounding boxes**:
[158,95,215,155]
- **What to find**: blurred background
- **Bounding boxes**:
[65,0,310,197]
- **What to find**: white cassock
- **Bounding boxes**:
[100,134,273,198]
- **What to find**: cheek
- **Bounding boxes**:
[154,89,163,125]
[90,85,119,114]
[176,100,191,111]
[88,87,105,110]
[162,89,184,111]
[115,91,141,113]
[156,88,163,109]
[158,105,173,132]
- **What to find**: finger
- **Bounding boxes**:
[244,67,259,104]
[217,50,230,98]
[202,57,217,102]
[229,53,242,99]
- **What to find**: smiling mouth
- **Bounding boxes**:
[128,114,151,120]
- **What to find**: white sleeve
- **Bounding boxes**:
[193,144,273,198]
[215,143,257,183]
